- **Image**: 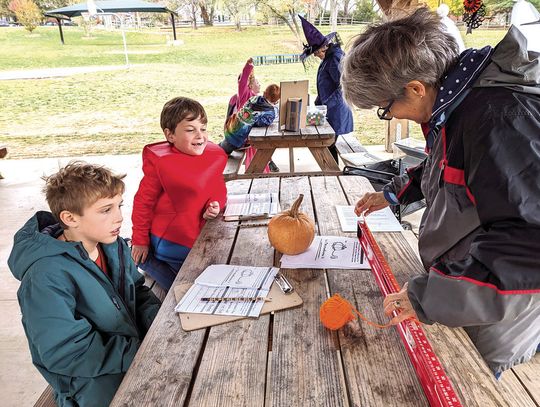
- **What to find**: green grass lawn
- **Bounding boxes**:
[0,25,506,159]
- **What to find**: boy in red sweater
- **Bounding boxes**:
[131,97,227,290]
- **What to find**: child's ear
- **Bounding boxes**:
[59,210,78,228]
[163,128,173,142]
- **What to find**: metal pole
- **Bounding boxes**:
[170,13,177,40]
[56,18,65,45]
[116,15,129,67]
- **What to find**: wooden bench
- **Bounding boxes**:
[335,134,383,167]
[222,150,245,181]
[34,385,55,407]
[144,274,168,302]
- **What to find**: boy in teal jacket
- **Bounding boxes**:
[8,161,161,407]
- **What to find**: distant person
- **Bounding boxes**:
[299,15,353,163]
[220,84,281,167]
[437,4,466,53]
[225,58,279,172]
[342,8,540,378]
[131,97,227,290]
[226,57,261,119]
[8,161,161,406]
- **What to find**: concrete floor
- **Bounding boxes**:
[0,146,408,406]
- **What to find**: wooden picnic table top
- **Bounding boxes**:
[111,175,539,407]
[249,121,336,142]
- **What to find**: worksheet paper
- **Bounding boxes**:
[335,205,403,233]
[280,236,369,269]
[174,265,278,317]
[223,193,281,221]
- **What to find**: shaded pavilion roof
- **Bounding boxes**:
[45,0,175,18]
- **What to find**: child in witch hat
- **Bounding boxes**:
[299,15,353,163]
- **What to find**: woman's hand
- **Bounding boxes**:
[203,201,220,220]
[354,191,389,216]
[131,245,149,265]
[383,283,418,325]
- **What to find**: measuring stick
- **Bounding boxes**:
[357,219,462,407]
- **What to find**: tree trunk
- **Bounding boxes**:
[342,0,350,17]
[191,1,198,29]
[330,0,338,31]
[307,0,317,21]
[200,3,212,26]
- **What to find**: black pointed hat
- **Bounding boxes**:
[298,15,337,61]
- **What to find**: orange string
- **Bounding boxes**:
[320,293,392,330]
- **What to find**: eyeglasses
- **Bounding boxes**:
[377,100,394,121]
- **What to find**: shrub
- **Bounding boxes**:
[8,0,41,33]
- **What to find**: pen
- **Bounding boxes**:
[201,297,272,302]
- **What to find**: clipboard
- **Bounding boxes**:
[174,281,303,331]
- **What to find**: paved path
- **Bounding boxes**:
[0,65,129,80]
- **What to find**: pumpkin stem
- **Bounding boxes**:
[290,194,304,218]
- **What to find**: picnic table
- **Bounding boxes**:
[245,122,340,176]
[111,175,539,406]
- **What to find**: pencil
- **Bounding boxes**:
[201,297,271,302]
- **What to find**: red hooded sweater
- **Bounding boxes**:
[132,141,227,248]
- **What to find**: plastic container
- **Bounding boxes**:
[306,105,327,126]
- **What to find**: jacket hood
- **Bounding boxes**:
[475,25,540,94]
[8,211,90,281]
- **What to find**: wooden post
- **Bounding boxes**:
[385,118,409,153]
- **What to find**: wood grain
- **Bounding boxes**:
[112,175,538,406]
[310,147,341,172]
[111,179,252,407]
[311,175,427,406]
[187,177,279,407]
[376,233,536,406]
[244,148,275,174]
[269,176,348,406]
[508,353,540,405]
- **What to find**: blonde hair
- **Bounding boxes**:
[43,161,125,228]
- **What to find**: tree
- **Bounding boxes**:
[199,0,216,26]
[8,0,41,33]
[342,0,353,17]
[329,0,337,30]
[353,0,378,22]
[424,0,463,17]
[256,0,304,43]
[223,0,251,30]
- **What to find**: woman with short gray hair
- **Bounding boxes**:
[343,7,540,378]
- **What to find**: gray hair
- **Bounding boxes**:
[341,7,460,109]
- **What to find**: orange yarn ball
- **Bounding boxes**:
[319,294,355,330]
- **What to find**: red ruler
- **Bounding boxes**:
[357,219,462,407]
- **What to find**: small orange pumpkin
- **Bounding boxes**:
[268,194,315,255]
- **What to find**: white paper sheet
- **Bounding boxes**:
[195,264,276,290]
[335,205,403,233]
[174,284,270,317]
[223,193,281,221]
[174,265,278,317]
[280,236,369,269]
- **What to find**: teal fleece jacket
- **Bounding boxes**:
[8,211,161,407]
